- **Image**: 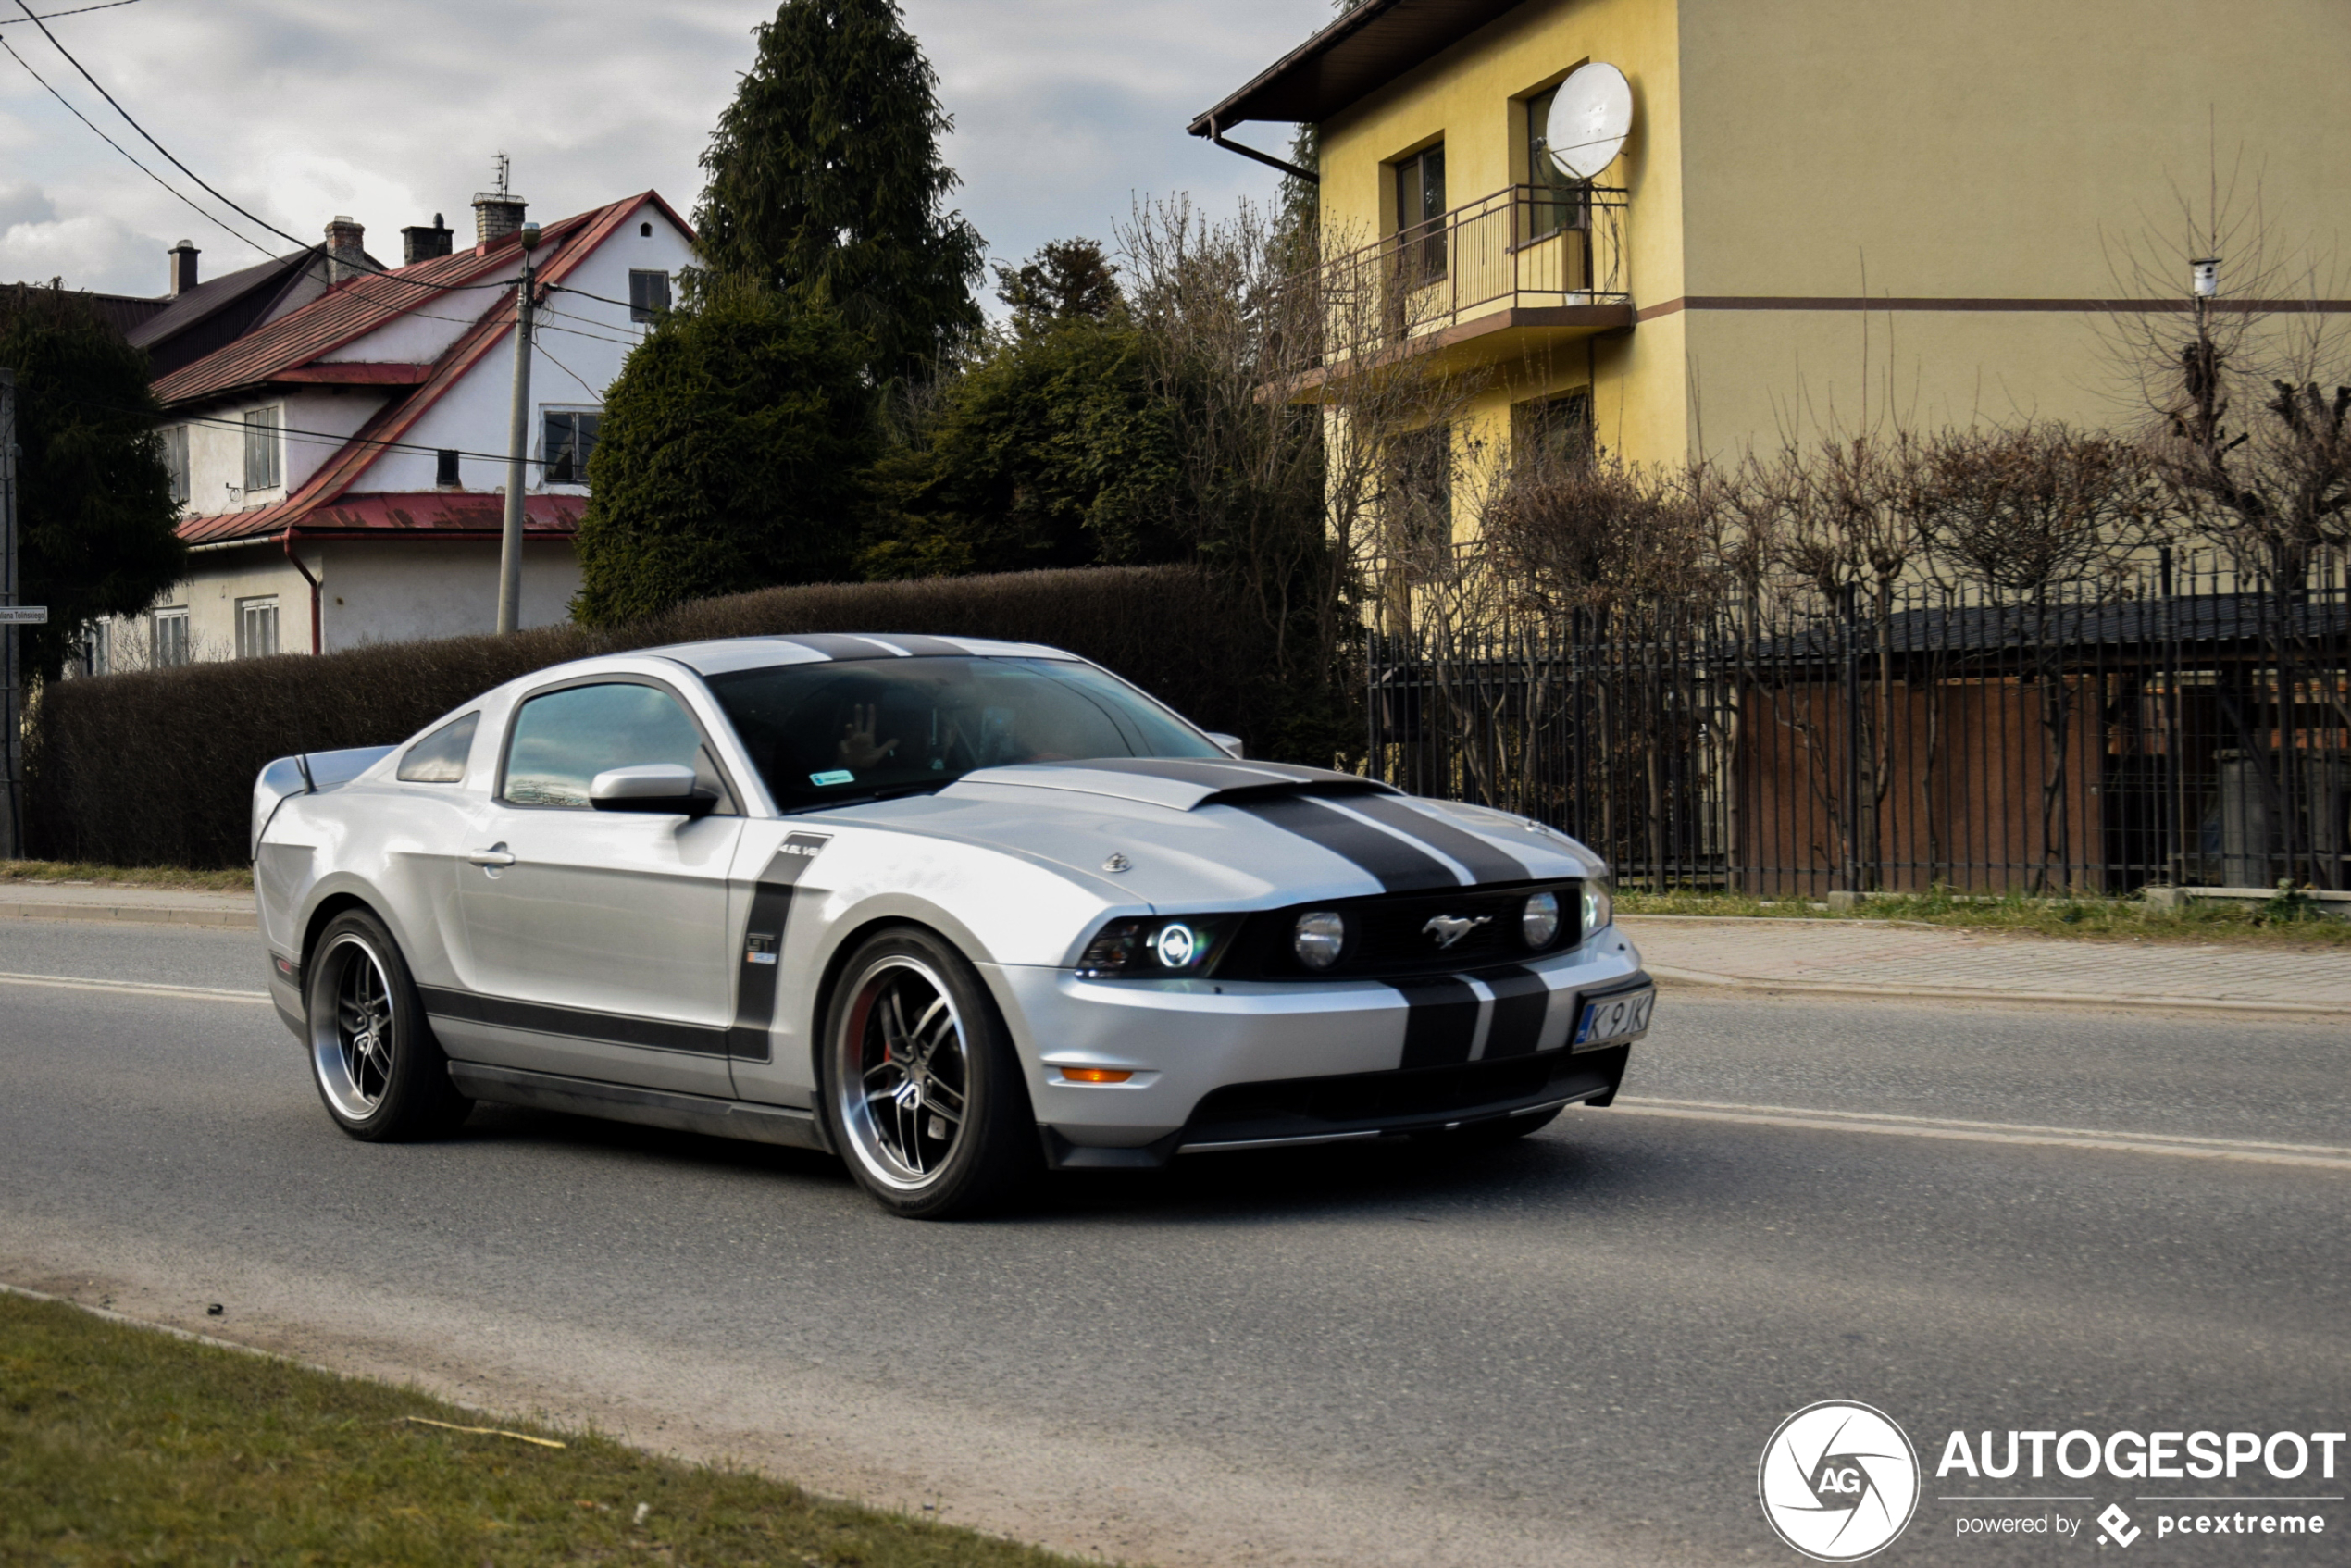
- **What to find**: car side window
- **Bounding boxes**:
[502,683,727,810]
[396,712,479,784]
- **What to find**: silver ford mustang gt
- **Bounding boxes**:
[252,634,1654,1217]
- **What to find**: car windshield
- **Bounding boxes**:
[703,655,1226,811]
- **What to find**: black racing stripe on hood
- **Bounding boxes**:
[1339,794,1531,885]
[1227,794,1462,892]
[1065,756,1383,792]
[781,633,900,661]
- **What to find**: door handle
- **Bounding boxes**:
[466,844,516,867]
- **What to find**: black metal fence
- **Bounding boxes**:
[1367,551,2351,895]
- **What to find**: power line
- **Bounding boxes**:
[0,31,268,255]
[0,0,147,24]
[79,396,555,468]
[9,0,315,254]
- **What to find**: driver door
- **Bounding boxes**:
[441,678,743,1096]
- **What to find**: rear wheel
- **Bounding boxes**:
[305,909,470,1141]
[820,927,1036,1219]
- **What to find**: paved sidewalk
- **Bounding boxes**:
[0,883,255,930]
[1623,915,2351,1015]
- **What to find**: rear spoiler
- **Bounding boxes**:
[250,744,396,860]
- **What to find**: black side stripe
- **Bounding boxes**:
[727,833,831,1062]
[1479,965,1551,1059]
[1393,977,1480,1068]
[1339,794,1530,886]
[1230,794,1460,892]
[420,986,731,1057]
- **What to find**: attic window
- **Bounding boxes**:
[436,449,460,487]
[628,269,671,322]
[542,410,601,486]
[243,405,281,492]
[639,221,653,237]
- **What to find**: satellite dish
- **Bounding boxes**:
[1544,63,1632,180]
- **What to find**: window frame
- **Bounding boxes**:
[160,424,190,506]
[435,448,461,487]
[242,405,282,493]
[494,674,743,815]
[151,607,191,668]
[627,269,672,322]
[540,407,602,488]
[1391,142,1448,282]
[235,595,280,660]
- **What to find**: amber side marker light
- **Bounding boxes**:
[1062,1067,1135,1085]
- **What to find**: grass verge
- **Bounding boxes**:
[0,859,252,894]
[0,1289,1098,1567]
[1615,886,2351,948]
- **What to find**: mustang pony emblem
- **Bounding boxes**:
[1422,914,1492,949]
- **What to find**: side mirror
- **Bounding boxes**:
[1205,732,1246,761]
[590,764,716,818]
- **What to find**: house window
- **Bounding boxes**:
[542,410,601,486]
[628,269,671,322]
[1384,423,1454,557]
[243,405,281,492]
[1393,143,1448,282]
[77,622,110,678]
[436,448,461,487]
[151,608,190,668]
[161,425,190,505]
[1524,86,1591,241]
[1515,390,1595,470]
[236,596,280,659]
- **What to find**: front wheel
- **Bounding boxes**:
[305,909,471,1141]
[820,927,1037,1219]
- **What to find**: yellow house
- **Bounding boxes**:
[1191,0,2351,506]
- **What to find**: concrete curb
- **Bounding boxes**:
[0,899,256,930]
[1647,964,2351,1019]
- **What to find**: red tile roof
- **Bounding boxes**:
[298,492,587,537]
[168,191,690,549]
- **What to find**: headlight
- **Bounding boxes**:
[1522,890,1561,949]
[1077,916,1227,977]
[1581,879,1613,940]
[1293,910,1347,969]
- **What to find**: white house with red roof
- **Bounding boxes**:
[104,186,693,666]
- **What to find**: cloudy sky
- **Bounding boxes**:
[0,0,1332,300]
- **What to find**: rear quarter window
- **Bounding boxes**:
[397,712,479,784]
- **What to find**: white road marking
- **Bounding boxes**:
[0,970,271,1005]
[1611,1097,2351,1171]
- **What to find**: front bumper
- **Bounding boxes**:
[984,927,1650,1169]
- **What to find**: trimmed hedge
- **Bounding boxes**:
[29,566,1275,870]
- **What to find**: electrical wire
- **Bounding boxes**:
[0,0,147,24]
[77,395,553,468]
[0,31,269,255]
[532,334,603,403]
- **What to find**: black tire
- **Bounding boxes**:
[1419,1106,1563,1149]
[819,927,1038,1220]
[304,908,471,1141]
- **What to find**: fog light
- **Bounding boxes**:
[1062,1067,1134,1084]
[1294,910,1347,969]
[1522,890,1561,948]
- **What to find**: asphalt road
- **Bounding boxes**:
[1,918,2345,1567]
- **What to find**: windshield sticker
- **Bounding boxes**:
[810,769,855,786]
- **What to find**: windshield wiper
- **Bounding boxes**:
[781,779,952,815]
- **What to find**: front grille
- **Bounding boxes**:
[1219,880,1581,979]
[1180,1044,1629,1148]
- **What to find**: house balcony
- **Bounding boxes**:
[1290,183,1631,399]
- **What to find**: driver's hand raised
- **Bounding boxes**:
[838,703,900,771]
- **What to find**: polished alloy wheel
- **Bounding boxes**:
[313,933,395,1120]
[835,956,971,1190]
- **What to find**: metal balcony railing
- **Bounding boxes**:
[1315,183,1629,360]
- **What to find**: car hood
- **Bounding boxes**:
[829,759,1598,911]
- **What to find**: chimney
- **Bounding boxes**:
[471,190,528,251]
[167,239,199,297]
[402,212,454,267]
[324,216,373,285]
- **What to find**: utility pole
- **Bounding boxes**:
[496,222,541,636]
[0,366,16,858]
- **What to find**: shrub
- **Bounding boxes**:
[28,566,1280,870]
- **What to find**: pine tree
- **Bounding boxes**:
[0,284,185,678]
[695,0,985,386]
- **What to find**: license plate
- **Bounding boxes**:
[1573,987,1655,1050]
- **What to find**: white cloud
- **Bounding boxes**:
[0,0,1330,300]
